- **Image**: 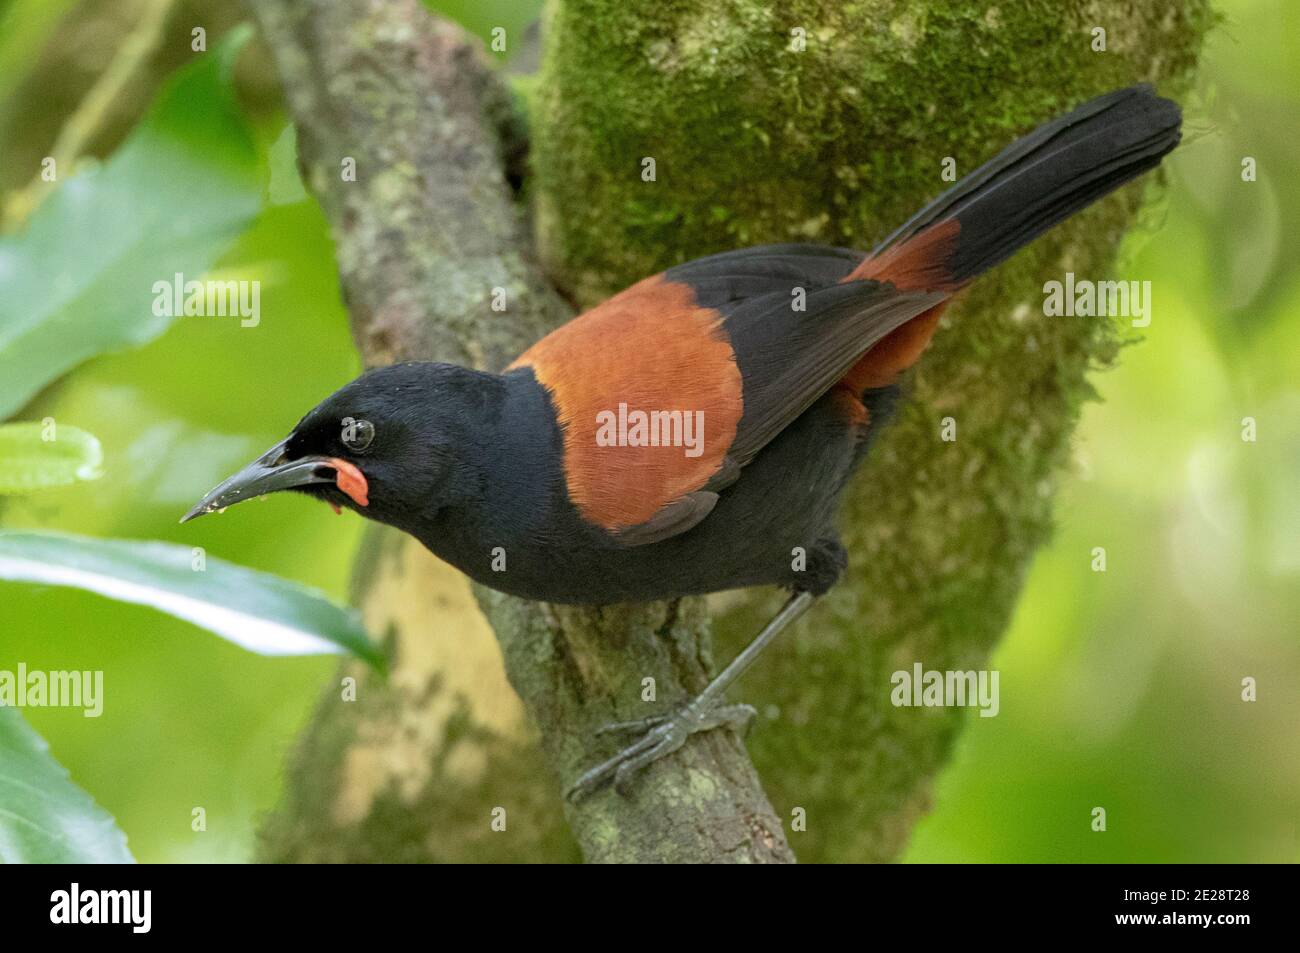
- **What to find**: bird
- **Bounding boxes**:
[184,85,1182,799]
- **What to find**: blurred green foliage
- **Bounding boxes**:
[0,26,260,417]
[0,0,1294,862]
[0,423,101,492]
[0,532,380,663]
[0,705,132,862]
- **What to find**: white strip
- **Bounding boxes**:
[0,555,339,656]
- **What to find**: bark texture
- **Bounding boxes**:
[255,0,1209,862]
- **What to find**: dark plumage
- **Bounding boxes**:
[186,86,1182,797]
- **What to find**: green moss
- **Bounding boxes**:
[533,0,1212,861]
[535,0,1212,305]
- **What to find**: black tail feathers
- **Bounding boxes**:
[871,85,1182,287]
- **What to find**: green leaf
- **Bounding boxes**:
[0,422,103,493]
[265,122,309,207]
[0,706,134,863]
[0,532,382,667]
[0,26,261,419]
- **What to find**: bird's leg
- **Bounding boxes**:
[565,591,815,801]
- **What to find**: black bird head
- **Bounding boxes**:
[182,362,484,531]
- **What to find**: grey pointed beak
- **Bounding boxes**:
[181,437,336,523]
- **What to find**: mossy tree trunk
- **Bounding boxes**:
[254,0,1208,863]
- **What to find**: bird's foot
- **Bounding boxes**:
[565,700,757,801]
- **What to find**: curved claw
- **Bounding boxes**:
[613,736,682,796]
[565,699,761,802]
[593,714,669,737]
[716,703,758,736]
[565,730,662,801]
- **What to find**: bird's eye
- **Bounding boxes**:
[341,417,375,452]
